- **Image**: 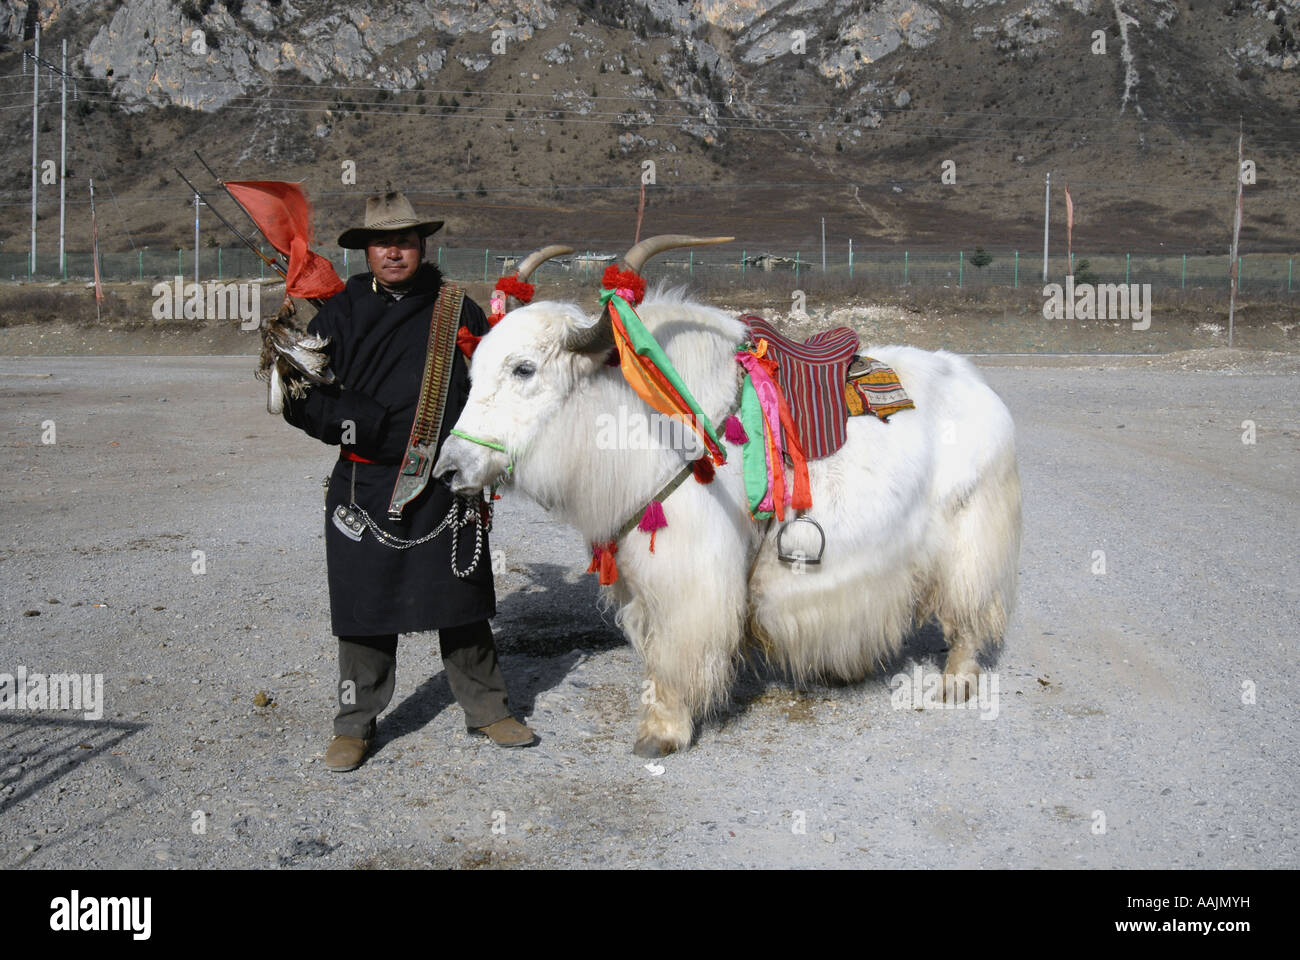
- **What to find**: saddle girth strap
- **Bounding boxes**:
[387,283,465,519]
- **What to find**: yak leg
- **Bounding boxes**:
[940,630,982,704]
[633,681,692,758]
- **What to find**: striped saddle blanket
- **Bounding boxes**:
[741,315,914,461]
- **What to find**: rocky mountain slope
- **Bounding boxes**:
[1,0,1296,256]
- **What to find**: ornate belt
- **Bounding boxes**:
[387,282,465,519]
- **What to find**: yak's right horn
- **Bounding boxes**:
[564,234,733,353]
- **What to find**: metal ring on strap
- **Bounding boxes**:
[776,515,826,565]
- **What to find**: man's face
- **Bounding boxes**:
[366,229,423,287]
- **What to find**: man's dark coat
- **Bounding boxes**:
[282,262,495,636]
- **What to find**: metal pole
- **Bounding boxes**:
[904,250,909,285]
[848,238,853,279]
[959,249,964,288]
[30,21,40,278]
[1228,119,1244,347]
[1125,252,1130,285]
[690,250,694,276]
[193,192,200,284]
[484,248,489,281]
[1042,171,1050,282]
[1014,250,1019,289]
[59,38,67,279]
[795,250,800,282]
[1182,253,1186,290]
[821,217,826,272]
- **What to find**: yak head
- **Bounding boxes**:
[434,235,731,500]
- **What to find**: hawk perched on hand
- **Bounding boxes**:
[256,298,336,414]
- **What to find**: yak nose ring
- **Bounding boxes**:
[776,515,825,565]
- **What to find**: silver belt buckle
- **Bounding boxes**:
[332,504,365,542]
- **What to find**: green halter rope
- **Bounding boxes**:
[448,428,514,493]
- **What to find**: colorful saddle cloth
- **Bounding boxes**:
[740,315,915,460]
[741,315,859,460]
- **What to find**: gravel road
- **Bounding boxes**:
[1,353,1296,869]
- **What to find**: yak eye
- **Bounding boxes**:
[512,361,536,380]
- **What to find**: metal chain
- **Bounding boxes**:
[343,462,491,576]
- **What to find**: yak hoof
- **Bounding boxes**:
[941,662,980,704]
[633,735,678,758]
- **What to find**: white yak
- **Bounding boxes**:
[435,236,1022,757]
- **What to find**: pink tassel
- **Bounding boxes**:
[723,415,749,444]
[637,499,667,553]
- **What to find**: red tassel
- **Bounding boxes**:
[723,414,748,444]
[586,540,619,585]
[692,457,715,485]
[637,500,667,552]
[456,325,481,358]
[637,500,668,533]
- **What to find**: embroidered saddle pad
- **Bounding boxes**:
[740,315,915,459]
[741,315,859,460]
[845,356,915,421]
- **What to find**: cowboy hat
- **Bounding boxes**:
[337,190,444,249]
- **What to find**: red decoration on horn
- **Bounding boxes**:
[494,274,535,304]
[601,265,646,305]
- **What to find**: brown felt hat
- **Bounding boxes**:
[337,190,444,249]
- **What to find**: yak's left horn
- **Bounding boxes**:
[507,243,573,309]
[621,234,733,275]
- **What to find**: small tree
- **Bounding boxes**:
[1074,259,1099,284]
[970,246,994,269]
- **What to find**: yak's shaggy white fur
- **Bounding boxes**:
[436,284,1022,755]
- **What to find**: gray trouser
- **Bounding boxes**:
[333,621,512,738]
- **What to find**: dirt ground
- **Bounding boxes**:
[0,311,1297,869]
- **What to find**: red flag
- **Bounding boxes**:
[89,179,104,304]
[223,181,345,299]
[1065,185,1074,274]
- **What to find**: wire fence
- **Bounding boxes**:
[2,246,1296,295]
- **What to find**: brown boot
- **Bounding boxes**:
[470,717,538,748]
[324,734,372,772]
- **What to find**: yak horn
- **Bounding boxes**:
[507,243,574,309]
[565,234,733,353]
[621,234,733,274]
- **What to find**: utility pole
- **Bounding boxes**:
[194,192,201,285]
[59,38,67,278]
[1042,171,1051,283]
[30,21,40,278]
[1227,119,1244,348]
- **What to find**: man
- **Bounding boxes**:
[281,190,537,772]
